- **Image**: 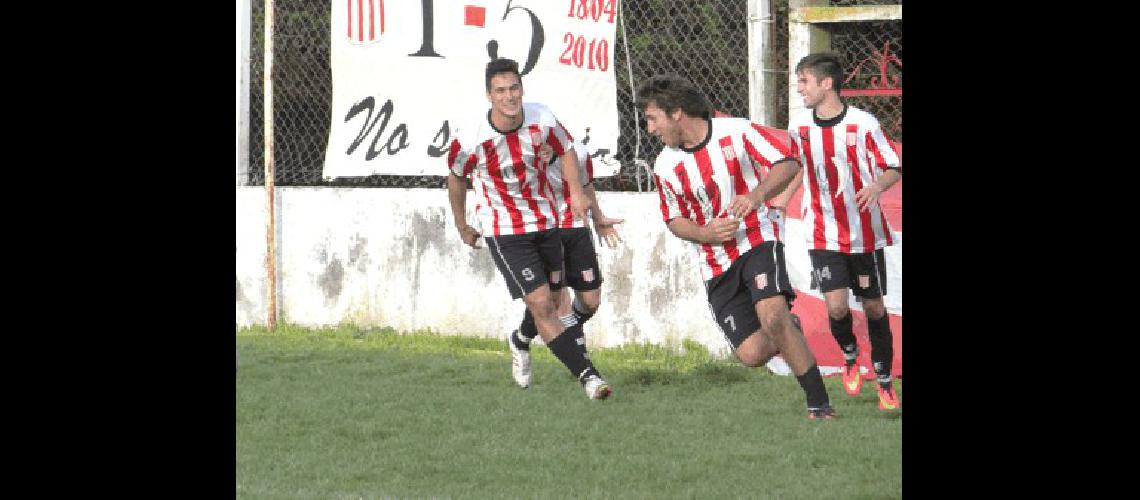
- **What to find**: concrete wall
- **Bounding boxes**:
[237,187,901,361]
[237,188,728,356]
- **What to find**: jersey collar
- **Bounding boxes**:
[812,103,848,128]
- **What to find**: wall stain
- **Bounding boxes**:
[348,235,369,272]
[648,232,671,313]
[319,258,345,302]
[607,248,635,333]
[236,276,245,303]
[409,209,448,250]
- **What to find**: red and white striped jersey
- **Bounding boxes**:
[446,102,574,236]
[653,117,795,281]
[546,139,594,229]
[788,105,901,253]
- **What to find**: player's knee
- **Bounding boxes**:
[826,304,849,320]
[863,300,887,320]
[735,331,772,367]
[738,355,762,368]
[524,289,556,318]
[580,291,601,313]
[736,347,764,368]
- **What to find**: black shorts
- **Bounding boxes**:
[485,229,565,300]
[705,241,796,349]
[808,248,888,298]
[560,227,603,291]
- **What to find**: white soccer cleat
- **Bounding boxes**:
[582,375,612,400]
[507,331,531,389]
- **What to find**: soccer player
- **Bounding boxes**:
[789,53,902,411]
[638,74,835,420]
[445,58,613,400]
[506,139,623,389]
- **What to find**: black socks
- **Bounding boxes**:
[867,314,893,388]
[795,364,830,409]
[829,312,858,366]
[547,323,599,383]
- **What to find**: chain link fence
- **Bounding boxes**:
[825,0,901,141]
[829,19,902,142]
[245,0,899,187]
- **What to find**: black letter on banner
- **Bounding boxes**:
[365,100,397,160]
[409,0,442,58]
[345,97,382,156]
[490,0,544,75]
[384,125,410,155]
[427,120,450,157]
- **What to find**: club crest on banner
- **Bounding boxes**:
[347,0,385,46]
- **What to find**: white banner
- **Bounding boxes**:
[323,0,622,179]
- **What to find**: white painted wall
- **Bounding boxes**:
[237,188,900,359]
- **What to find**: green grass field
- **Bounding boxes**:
[236,325,901,499]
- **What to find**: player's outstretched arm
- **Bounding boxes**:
[447,172,481,248]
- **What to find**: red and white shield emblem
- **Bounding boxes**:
[550,270,562,284]
[846,132,857,146]
[858,275,870,289]
[721,145,736,161]
[754,274,768,290]
[582,269,595,282]
[530,128,543,145]
[347,0,385,46]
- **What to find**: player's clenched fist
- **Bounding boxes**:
[457,224,482,249]
[702,217,740,244]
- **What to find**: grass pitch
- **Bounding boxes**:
[236,325,901,499]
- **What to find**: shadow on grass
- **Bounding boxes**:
[616,362,754,387]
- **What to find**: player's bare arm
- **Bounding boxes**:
[560,148,591,222]
[666,216,739,245]
[726,159,801,219]
[585,184,623,248]
[770,169,803,211]
[447,172,482,248]
[854,168,900,212]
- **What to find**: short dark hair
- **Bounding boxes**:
[485,58,521,91]
[635,74,711,119]
[795,53,845,93]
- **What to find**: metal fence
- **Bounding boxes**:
[245,0,900,188]
[830,19,902,142]
[823,0,902,141]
